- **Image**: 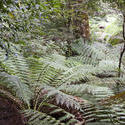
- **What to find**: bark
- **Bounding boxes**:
[71,0,90,40]
[118,13,125,77]
[0,97,25,125]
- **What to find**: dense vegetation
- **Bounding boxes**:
[0,0,125,125]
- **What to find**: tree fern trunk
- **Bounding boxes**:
[0,97,25,125]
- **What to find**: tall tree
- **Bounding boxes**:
[66,0,90,40]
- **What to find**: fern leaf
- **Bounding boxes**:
[0,72,32,106]
[22,109,64,125]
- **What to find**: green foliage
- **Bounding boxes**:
[0,72,32,106]
[1,0,125,125]
[90,2,123,43]
[1,38,125,124]
[23,109,65,125]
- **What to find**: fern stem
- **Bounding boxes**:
[34,89,41,110]
[37,65,49,82]
[37,96,49,111]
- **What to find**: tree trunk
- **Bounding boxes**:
[71,0,90,40]
[118,13,125,77]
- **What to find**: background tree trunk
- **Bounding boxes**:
[71,0,90,40]
[118,13,125,77]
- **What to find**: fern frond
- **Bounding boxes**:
[4,54,30,82]
[100,91,125,105]
[34,85,81,110]
[59,84,114,102]
[0,72,32,106]
[23,109,64,125]
[42,54,68,70]
[42,103,81,125]
[28,57,63,86]
[80,103,96,123]
[41,52,121,87]
[0,87,23,108]
[95,90,125,124]
[56,65,95,86]
[70,41,125,78]
[0,46,31,83]
[71,40,104,66]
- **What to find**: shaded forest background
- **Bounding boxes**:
[1,0,125,125]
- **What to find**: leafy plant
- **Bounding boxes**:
[1,0,125,125]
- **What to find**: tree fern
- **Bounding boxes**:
[1,39,125,125]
